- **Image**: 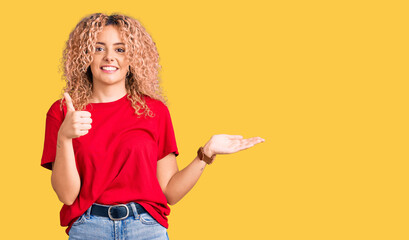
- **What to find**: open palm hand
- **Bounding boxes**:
[207,134,265,156]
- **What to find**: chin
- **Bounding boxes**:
[104,79,126,85]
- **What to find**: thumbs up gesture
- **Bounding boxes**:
[58,92,92,139]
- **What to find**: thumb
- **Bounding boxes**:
[64,92,76,112]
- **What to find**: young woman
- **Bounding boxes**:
[41,13,264,239]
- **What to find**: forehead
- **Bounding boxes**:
[96,25,123,42]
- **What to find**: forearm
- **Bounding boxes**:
[164,145,213,205]
[51,133,81,206]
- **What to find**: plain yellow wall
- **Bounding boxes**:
[1,0,408,239]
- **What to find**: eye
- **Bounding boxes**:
[117,48,125,53]
[96,47,104,52]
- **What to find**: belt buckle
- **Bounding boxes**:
[108,204,129,221]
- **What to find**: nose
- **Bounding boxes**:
[103,49,115,62]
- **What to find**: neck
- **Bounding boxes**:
[90,82,127,103]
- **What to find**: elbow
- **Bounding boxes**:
[59,196,76,206]
[51,177,79,206]
[164,191,178,206]
[167,199,178,206]
[165,194,180,206]
[55,189,78,206]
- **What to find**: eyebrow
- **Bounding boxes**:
[96,42,125,46]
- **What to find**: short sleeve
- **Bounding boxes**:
[41,100,65,170]
[157,103,179,161]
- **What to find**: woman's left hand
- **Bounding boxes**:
[204,134,265,156]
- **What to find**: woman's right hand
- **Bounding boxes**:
[58,92,92,140]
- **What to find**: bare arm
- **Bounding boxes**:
[50,92,92,206]
[157,135,264,205]
[51,134,81,206]
[157,144,211,205]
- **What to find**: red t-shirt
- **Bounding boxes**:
[40,94,179,235]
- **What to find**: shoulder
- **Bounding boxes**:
[143,95,169,114]
[46,98,66,121]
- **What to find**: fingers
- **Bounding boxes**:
[70,111,92,122]
[74,112,92,131]
[79,129,90,136]
[79,124,92,131]
[64,92,76,112]
[237,137,264,144]
[229,135,244,140]
[248,137,265,143]
[76,124,92,137]
[228,135,263,143]
[237,137,265,151]
[77,111,92,118]
[60,93,93,139]
[78,116,92,124]
[248,137,265,146]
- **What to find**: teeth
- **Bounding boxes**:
[102,67,117,70]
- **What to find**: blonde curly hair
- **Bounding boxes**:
[59,13,167,117]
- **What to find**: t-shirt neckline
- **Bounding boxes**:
[89,93,128,107]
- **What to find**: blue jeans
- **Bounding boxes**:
[68,202,169,240]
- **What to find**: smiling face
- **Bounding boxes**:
[89,25,130,87]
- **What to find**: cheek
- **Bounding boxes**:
[90,65,99,75]
[120,62,130,72]
[120,68,129,77]
[90,59,99,72]
[121,60,130,68]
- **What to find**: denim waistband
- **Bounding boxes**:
[89,202,147,221]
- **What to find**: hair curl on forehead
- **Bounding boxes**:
[59,13,166,117]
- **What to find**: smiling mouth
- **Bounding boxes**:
[100,66,118,73]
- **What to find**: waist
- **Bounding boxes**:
[90,202,147,221]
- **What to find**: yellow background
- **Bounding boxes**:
[1,0,408,239]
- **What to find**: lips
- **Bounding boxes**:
[100,65,118,73]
